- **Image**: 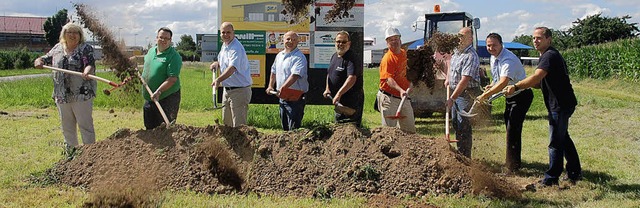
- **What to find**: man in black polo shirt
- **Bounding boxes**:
[323,31,364,127]
[505,26,582,187]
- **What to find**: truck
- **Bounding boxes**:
[217,0,364,105]
[363,48,384,68]
[409,8,488,117]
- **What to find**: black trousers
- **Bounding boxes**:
[144,90,181,129]
[504,89,533,170]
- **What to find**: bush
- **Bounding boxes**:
[564,38,640,82]
[177,50,200,62]
[0,49,42,70]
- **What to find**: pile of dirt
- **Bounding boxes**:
[43,123,520,205]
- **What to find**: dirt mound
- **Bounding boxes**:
[46,124,520,205]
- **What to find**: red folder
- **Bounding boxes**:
[279,87,304,101]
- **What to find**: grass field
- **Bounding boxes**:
[1,63,639,207]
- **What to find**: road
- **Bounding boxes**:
[0,73,51,82]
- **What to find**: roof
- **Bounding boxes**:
[478,40,533,49]
[0,16,47,35]
[407,38,533,50]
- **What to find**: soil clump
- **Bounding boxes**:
[406,32,461,88]
[74,4,139,91]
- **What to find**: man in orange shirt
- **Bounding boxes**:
[376,27,415,133]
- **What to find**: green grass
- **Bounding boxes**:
[1,64,640,207]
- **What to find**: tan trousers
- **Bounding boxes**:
[377,91,416,133]
[56,99,95,147]
[222,87,252,127]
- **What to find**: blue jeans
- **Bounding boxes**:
[451,90,476,157]
[544,107,582,182]
[279,98,305,131]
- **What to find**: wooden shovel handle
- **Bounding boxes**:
[136,71,171,127]
[44,65,118,87]
[445,87,450,138]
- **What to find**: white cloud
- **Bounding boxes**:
[3,0,639,49]
[69,0,218,46]
[514,23,529,37]
[571,3,610,19]
[364,0,461,45]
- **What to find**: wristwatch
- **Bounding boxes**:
[513,84,520,91]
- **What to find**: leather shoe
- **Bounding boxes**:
[538,178,559,187]
[563,175,583,185]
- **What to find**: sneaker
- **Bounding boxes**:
[537,178,559,187]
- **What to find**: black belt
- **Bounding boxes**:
[379,89,402,99]
[224,86,249,91]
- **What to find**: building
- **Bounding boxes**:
[0,16,48,52]
[231,2,285,22]
[363,36,375,46]
[196,34,219,62]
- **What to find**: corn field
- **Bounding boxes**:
[564,38,640,82]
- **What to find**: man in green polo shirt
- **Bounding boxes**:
[141,27,182,129]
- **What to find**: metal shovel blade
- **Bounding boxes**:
[458,101,479,117]
[385,95,408,120]
[211,88,224,110]
[459,91,504,117]
[335,103,356,116]
[211,70,224,110]
[326,95,356,116]
[385,113,406,119]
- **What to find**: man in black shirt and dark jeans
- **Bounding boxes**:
[323,31,364,127]
[505,26,582,187]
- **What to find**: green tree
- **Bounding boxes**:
[550,29,572,50]
[43,9,68,47]
[568,13,639,47]
[512,34,533,47]
[176,34,196,52]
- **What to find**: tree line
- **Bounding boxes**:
[512,13,639,56]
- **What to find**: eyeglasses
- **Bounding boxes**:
[157,36,171,41]
[335,40,349,44]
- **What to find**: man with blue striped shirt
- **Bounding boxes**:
[266,31,309,131]
[446,27,482,158]
[478,33,533,171]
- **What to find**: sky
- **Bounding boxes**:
[2,0,639,47]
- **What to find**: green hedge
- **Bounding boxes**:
[0,49,42,70]
[178,50,200,62]
[564,38,640,82]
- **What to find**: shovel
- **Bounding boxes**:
[385,94,408,120]
[211,70,224,109]
[445,87,458,143]
[44,65,132,96]
[458,91,505,117]
[136,71,171,127]
[326,95,356,116]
